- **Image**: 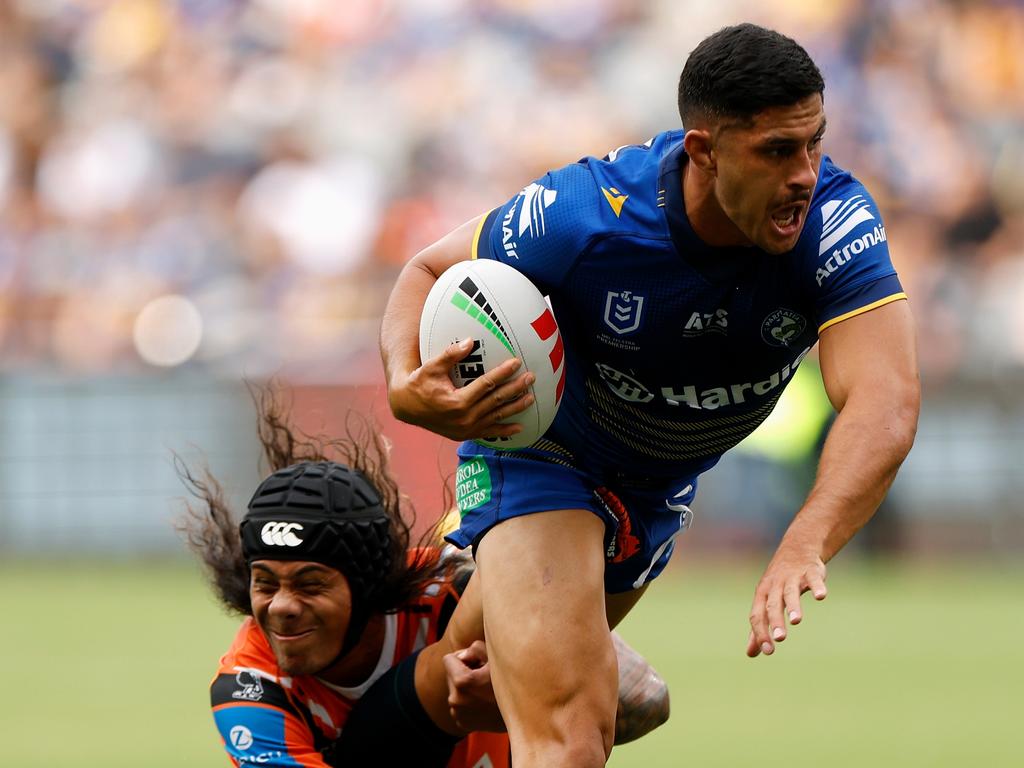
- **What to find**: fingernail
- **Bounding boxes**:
[772,627,784,640]
[761,642,774,655]
[460,337,473,348]
[789,610,798,623]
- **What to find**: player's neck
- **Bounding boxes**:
[318,614,387,687]
[682,161,753,249]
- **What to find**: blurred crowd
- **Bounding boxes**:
[1,0,1022,385]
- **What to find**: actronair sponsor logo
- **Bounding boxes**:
[501,196,520,258]
[816,223,888,286]
[449,277,514,354]
[819,196,875,255]
[662,346,811,410]
[518,182,558,238]
[260,522,304,547]
[502,182,558,258]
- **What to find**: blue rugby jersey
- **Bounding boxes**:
[469,130,905,478]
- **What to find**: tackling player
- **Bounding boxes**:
[380,23,920,768]
[180,392,670,766]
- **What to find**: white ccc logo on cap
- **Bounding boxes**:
[260,521,305,547]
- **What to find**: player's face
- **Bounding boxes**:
[250,560,351,675]
[712,94,826,254]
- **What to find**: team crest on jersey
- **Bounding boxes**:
[232,670,265,702]
[595,362,655,403]
[603,290,645,335]
[761,308,806,347]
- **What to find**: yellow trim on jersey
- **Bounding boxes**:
[471,209,495,260]
[818,292,907,333]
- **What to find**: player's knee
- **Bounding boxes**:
[547,653,618,759]
[520,715,612,768]
[560,730,613,768]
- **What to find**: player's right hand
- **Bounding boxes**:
[388,337,535,441]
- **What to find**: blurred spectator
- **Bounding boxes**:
[0,0,1020,384]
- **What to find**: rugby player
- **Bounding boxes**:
[181,394,670,767]
[380,23,920,768]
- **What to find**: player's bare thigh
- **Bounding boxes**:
[439,551,648,648]
[474,508,619,766]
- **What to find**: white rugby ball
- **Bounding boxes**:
[419,259,566,450]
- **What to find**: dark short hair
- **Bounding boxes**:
[678,23,824,128]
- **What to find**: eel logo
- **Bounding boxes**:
[761,308,806,348]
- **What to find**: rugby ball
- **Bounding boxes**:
[419,259,566,450]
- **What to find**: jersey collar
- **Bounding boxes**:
[658,138,757,284]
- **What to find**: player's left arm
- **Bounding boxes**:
[611,631,671,744]
[746,298,920,657]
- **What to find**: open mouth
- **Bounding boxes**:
[770,203,805,238]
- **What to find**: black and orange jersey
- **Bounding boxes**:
[210,559,509,767]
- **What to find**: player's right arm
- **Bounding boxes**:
[210,673,330,768]
[381,165,599,442]
[380,214,535,441]
[440,633,671,744]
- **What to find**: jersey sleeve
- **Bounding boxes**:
[211,672,330,768]
[806,169,907,333]
[472,163,604,294]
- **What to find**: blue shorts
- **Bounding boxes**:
[445,443,697,594]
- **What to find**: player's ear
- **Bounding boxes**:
[683,129,716,176]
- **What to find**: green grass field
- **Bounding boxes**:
[3,557,1021,767]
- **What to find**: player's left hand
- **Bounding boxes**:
[745,544,827,658]
[443,640,507,733]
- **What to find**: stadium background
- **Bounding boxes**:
[1,0,1022,765]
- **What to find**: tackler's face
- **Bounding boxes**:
[712,93,826,255]
[250,560,352,675]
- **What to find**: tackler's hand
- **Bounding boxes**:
[443,640,506,733]
[389,338,535,441]
[745,542,828,658]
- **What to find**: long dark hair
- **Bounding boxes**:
[178,385,443,616]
